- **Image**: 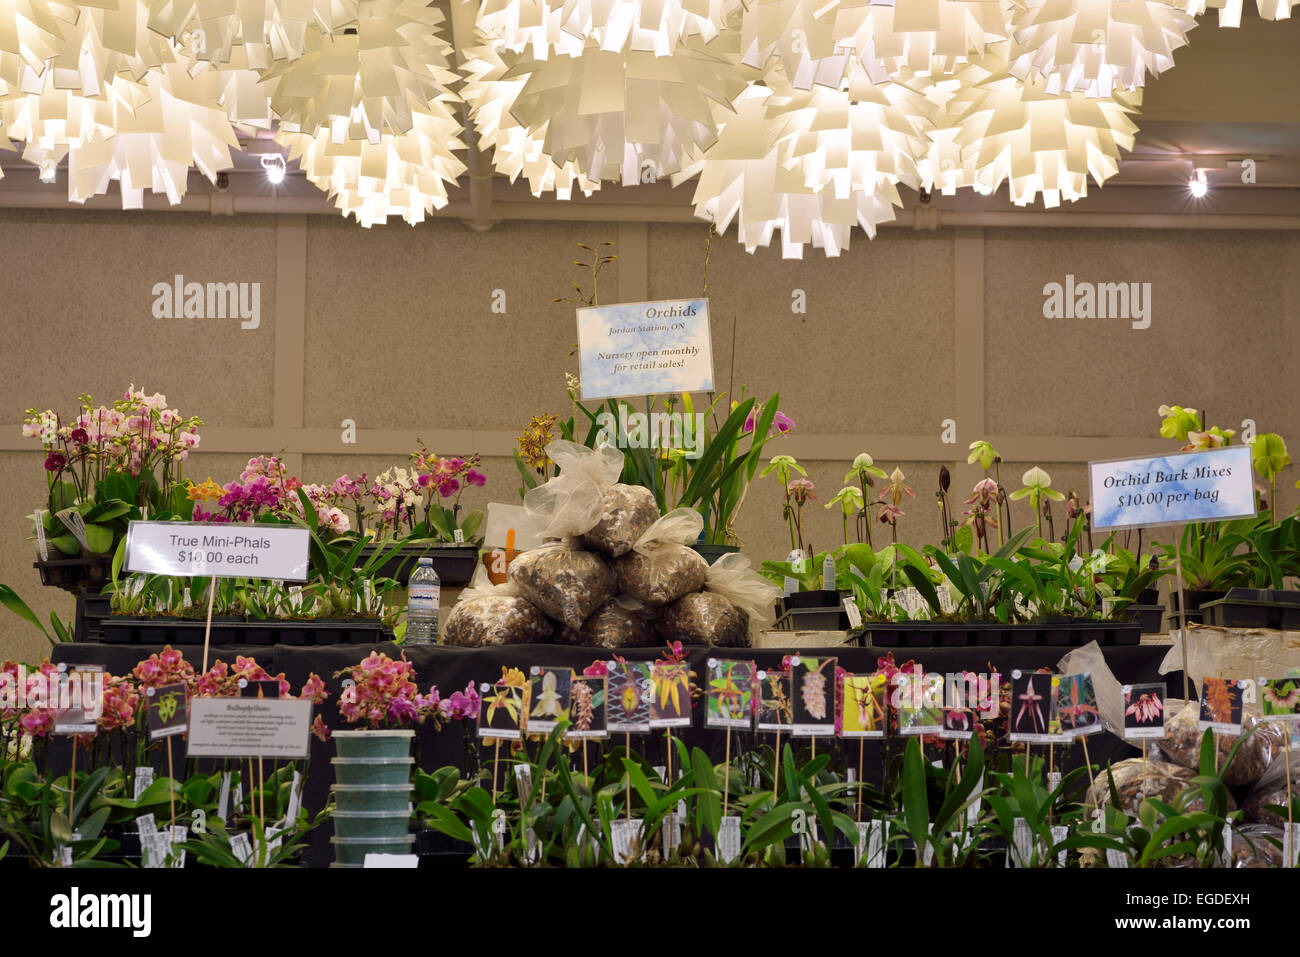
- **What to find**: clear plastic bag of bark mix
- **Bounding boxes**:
[581,484,660,557]
[523,439,624,541]
[1242,743,1300,827]
[1154,700,1287,788]
[442,569,554,647]
[1085,758,1194,816]
[507,541,616,631]
[566,595,659,650]
[656,553,782,647]
[1231,825,1287,867]
[613,509,708,606]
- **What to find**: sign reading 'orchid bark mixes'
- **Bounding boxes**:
[575,299,714,400]
[1087,445,1256,530]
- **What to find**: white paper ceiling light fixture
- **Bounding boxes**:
[736,0,848,89]
[459,41,599,199]
[674,66,930,257]
[5,57,239,207]
[477,0,741,58]
[1009,0,1196,96]
[503,34,750,184]
[0,0,77,84]
[831,0,1013,81]
[905,43,1140,207]
[263,0,462,139]
[279,101,468,225]
[146,0,354,71]
[40,0,177,91]
[1181,0,1295,26]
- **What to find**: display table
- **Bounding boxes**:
[51,641,1180,867]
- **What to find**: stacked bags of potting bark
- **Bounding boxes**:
[1085,698,1297,866]
[444,440,780,648]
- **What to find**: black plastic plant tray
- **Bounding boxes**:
[101,616,391,646]
[1199,598,1300,630]
[855,621,1140,649]
[772,606,850,632]
[356,544,478,586]
[34,556,114,594]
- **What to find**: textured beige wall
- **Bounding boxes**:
[0,210,1296,662]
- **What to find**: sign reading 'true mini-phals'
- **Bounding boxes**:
[125,520,310,581]
[1088,445,1256,530]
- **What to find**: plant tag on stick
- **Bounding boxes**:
[217,772,231,822]
[662,811,682,857]
[231,832,254,866]
[716,816,742,864]
[1007,818,1032,867]
[33,508,48,561]
[611,819,642,865]
[133,767,155,801]
[1051,825,1068,866]
[1286,824,1300,868]
[855,820,887,868]
[842,597,862,629]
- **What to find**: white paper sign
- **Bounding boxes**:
[1089,446,1255,530]
[125,520,311,581]
[364,853,419,868]
[185,698,312,759]
[611,819,643,865]
[575,299,714,400]
[717,816,743,864]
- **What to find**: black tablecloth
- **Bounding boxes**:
[51,641,1179,867]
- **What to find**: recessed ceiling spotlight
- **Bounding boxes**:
[38,160,56,184]
[1188,168,1208,198]
[261,153,287,185]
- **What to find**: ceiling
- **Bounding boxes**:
[0,3,1296,231]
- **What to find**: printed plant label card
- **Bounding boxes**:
[649,660,692,729]
[756,669,794,732]
[1122,683,1167,738]
[525,666,572,735]
[839,673,886,739]
[1009,671,1053,744]
[941,707,974,741]
[717,816,743,864]
[147,681,188,741]
[1054,673,1102,739]
[478,674,529,741]
[607,660,652,734]
[1258,675,1300,721]
[704,659,756,730]
[790,656,837,737]
[1198,676,1245,735]
[611,818,644,865]
[566,676,608,739]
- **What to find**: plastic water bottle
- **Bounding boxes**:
[406,558,440,644]
[822,554,836,592]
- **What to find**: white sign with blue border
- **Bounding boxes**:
[1088,445,1256,530]
[575,299,714,400]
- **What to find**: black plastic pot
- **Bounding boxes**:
[356,544,478,586]
[772,606,851,631]
[74,588,113,642]
[782,589,843,610]
[1132,605,1166,634]
[690,542,740,564]
[33,555,114,594]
